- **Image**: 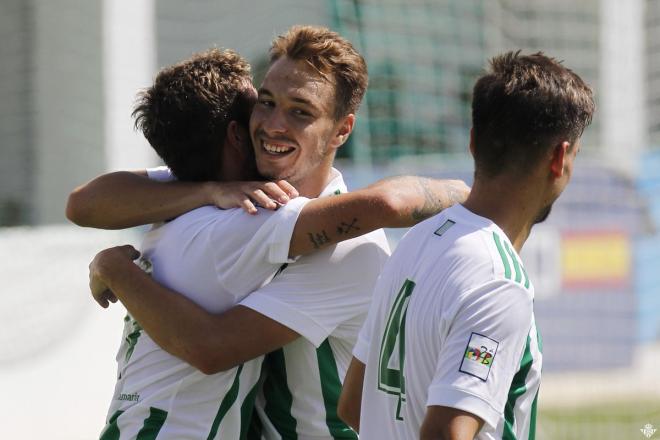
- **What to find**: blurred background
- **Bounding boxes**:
[1,0,659,438]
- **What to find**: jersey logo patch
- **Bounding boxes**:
[434,220,455,237]
[460,332,499,381]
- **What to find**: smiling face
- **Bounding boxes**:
[250,56,354,196]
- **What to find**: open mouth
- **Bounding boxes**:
[262,141,296,156]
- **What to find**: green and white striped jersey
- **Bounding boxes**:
[99,167,310,439]
[355,204,542,440]
[240,172,392,439]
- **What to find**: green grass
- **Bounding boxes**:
[538,401,660,440]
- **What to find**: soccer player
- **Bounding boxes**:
[70,27,467,438]
[338,51,595,439]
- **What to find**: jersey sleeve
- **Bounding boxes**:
[146,166,175,182]
[426,279,533,430]
[239,233,390,347]
[212,196,312,292]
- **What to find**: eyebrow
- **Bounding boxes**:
[257,87,316,108]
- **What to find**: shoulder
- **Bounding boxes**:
[327,229,391,268]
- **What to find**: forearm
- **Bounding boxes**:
[66,171,211,229]
[337,357,365,432]
[289,176,468,256]
[98,258,222,369]
[377,176,469,226]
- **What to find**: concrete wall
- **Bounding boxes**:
[0,0,33,224]
[32,0,105,224]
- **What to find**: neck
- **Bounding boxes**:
[462,174,544,252]
[294,168,334,198]
[294,157,336,198]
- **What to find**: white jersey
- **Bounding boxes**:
[100,168,309,440]
[354,204,542,440]
[239,171,391,440]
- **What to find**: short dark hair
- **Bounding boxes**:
[133,48,253,181]
[270,25,368,119]
[471,51,595,179]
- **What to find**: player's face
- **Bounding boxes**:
[250,57,347,193]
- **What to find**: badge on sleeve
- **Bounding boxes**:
[460,332,499,381]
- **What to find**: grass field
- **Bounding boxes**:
[538,401,660,439]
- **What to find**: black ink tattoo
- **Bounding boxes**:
[308,230,331,249]
[411,177,442,222]
[446,181,467,205]
[336,218,360,235]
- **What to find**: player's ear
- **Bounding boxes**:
[469,128,476,157]
[226,120,249,151]
[332,114,355,149]
[549,141,569,178]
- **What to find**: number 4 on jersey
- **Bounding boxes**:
[377,279,415,421]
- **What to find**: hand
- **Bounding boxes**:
[89,245,141,308]
[205,180,298,215]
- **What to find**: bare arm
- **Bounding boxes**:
[420,406,484,440]
[289,177,469,256]
[89,245,300,374]
[66,170,298,229]
[337,357,366,432]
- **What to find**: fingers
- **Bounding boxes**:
[239,197,258,215]
[96,290,117,308]
[216,180,299,214]
[249,181,298,211]
[249,188,278,210]
[275,180,299,199]
[118,244,140,260]
[259,182,290,205]
[97,297,108,308]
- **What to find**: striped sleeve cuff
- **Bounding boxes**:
[352,333,370,363]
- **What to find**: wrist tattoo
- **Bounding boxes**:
[337,218,360,235]
[308,230,331,249]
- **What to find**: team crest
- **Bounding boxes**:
[460,332,499,381]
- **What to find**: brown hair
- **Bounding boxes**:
[133,48,253,181]
[471,51,595,179]
[270,25,368,119]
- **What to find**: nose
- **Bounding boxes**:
[261,107,287,136]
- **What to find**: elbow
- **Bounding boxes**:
[186,348,234,375]
[195,360,230,376]
[65,187,92,226]
[195,361,224,376]
[377,189,408,228]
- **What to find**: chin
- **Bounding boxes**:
[257,166,288,182]
[534,205,553,224]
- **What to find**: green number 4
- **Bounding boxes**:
[377,279,415,421]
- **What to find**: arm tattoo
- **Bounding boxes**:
[337,218,360,235]
[308,230,331,249]
[411,177,442,222]
[446,181,466,205]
